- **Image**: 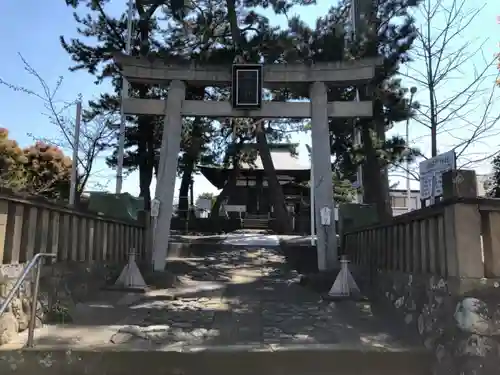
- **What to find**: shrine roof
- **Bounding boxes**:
[202,143,309,171]
[199,143,311,188]
[244,148,307,171]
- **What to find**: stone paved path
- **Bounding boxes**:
[11,244,419,352]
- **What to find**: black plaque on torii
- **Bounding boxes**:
[231,63,263,109]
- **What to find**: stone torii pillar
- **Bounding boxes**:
[152,80,185,271]
[310,82,336,269]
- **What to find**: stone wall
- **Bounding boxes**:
[0,261,123,345]
[356,268,500,375]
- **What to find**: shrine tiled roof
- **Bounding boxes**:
[201,143,309,171]
[240,148,309,171]
[199,143,311,188]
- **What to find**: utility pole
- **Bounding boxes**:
[351,0,363,203]
[406,87,417,212]
[310,145,316,245]
[115,0,135,194]
[69,101,82,206]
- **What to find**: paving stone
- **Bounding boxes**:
[35,244,419,352]
[109,332,135,345]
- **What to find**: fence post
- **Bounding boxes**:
[444,203,483,278]
[0,200,8,264]
[481,211,500,277]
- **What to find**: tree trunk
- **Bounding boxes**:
[178,125,203,217]
[255,130,292,233]
[211,165,239,220]
[427,73,438,157]
[375,105,392,220]
[224,0,242,53]
[178,156,195,218]
[135,6,157,211]
[429,83,438,157]
[136,83,155,211]
[424,17,438,158]
[189,178,194,206]
[361,125,392,222]
[138,115,154,211]
[354,3,391,221]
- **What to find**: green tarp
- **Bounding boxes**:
[87,192,144,221]
[338,203,379,235]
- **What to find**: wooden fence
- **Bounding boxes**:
[344,197,500,279]
[0,193,146,264]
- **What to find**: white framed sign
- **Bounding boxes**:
[151,198,160,217]
[419,150,456,200]
[320,206,332,225]
[196,198,212,211]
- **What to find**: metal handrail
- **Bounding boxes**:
[0,253,57,347]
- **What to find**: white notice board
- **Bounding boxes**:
[419,150,456,200]
[197,198,212,211]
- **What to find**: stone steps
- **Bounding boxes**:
[168,234,279,258]
[242,218,269,229]
[0,347,431,375]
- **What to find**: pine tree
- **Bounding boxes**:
[354,0,421,221]
[306,0,421,220]
[489,155,500,197]
[284,0,420,220]
[62,0,419,226]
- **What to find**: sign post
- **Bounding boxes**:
[419,150,456,205]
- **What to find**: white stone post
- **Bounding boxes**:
[310,81,337,270]
[152,80,186,271]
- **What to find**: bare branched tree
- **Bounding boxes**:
[0,54,116,200]
[403,0,500,165]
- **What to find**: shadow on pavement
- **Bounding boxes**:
[14,244,423,353]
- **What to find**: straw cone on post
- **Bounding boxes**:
[327,255,360,299]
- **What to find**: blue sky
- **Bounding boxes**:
[0,0,498,200]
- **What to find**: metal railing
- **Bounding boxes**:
[0,253,56,347]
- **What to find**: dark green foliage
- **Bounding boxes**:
[60,0,299,213]
[304,144,355,203]
[290,0,420,217]
[310,0,420,217]
[61,0,420,218]
[488,155,500,197]
[333,177,356,203]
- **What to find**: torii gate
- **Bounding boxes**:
[114,54,379,272]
